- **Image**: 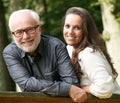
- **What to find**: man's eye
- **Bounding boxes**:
[27,27,34,32]
[28,27,34,30]
[16,30,23,34]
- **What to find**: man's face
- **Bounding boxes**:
[10,12,41,55]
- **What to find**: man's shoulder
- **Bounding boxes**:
[41,34,60,41]
[41,35,65,45]
[3,42,19,53]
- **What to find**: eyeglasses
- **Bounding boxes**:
[11,25,39,38]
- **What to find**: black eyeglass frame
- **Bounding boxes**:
[11,25,39,37]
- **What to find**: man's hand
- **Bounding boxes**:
[69,85,87,103]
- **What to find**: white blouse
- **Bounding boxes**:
[67,45,120,98]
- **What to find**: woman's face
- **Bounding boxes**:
[63,14,83,47]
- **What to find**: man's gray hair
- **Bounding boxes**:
[9,9,40,31]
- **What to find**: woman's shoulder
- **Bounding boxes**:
[79,47,102,61]
[66,45,73,50]
[79,47,94,56]
[66,45,73,58]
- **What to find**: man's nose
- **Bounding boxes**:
[22,31,30,38]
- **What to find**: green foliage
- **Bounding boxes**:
[41,0,102,41]
[3,0,102,41]
[112,0,120,22]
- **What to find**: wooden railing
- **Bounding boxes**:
[0,91,120,103]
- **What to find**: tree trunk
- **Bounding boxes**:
[0,0,15,91]
[99,0,120,85]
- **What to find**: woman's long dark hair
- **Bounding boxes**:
[63,7,118,81]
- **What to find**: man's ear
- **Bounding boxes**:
[38,25,42,33]
[10,32,15,39]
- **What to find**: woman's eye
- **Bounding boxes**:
[74,26,81,30]
[64,24,70,28]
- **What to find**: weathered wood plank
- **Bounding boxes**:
[0,92,120,103]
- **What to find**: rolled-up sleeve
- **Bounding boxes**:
[3,41,78,96]
[79,48,114,98]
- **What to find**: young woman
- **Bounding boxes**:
[63,7,120,98]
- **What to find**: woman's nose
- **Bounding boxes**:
[68,28,74,34]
